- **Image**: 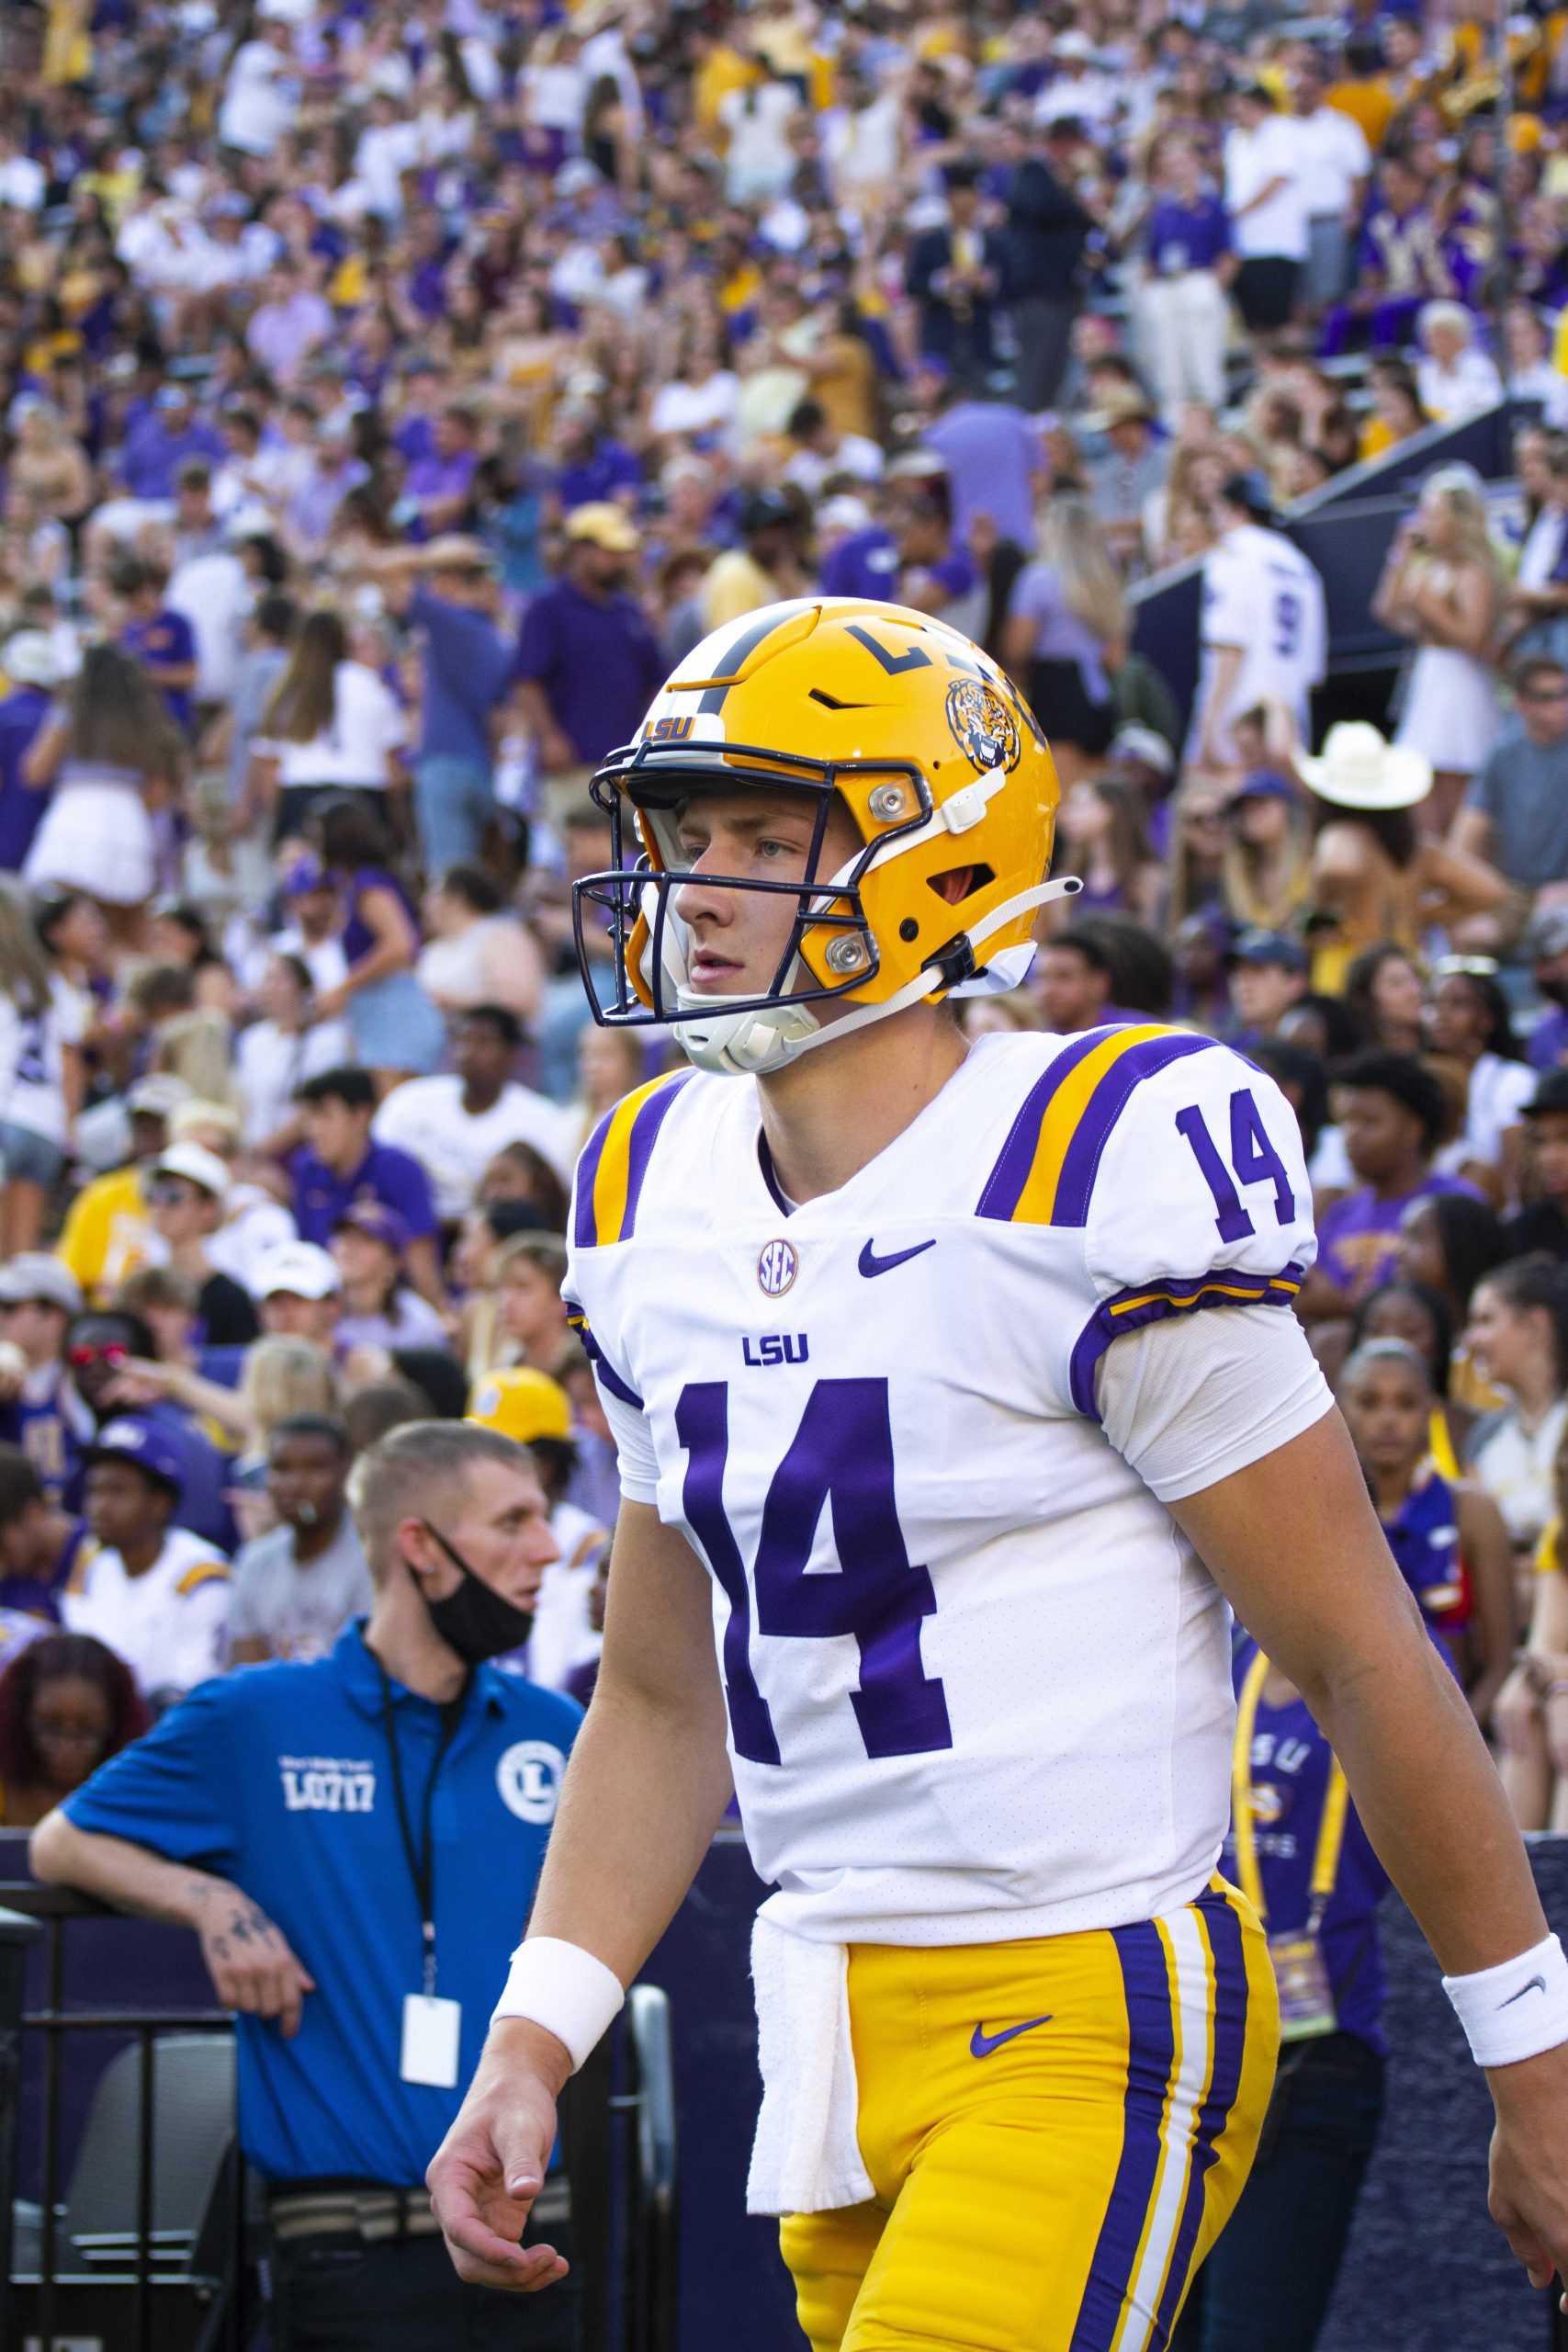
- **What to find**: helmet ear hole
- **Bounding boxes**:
[929,864,994,906]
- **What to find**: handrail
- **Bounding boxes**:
[1,1882,679,2350]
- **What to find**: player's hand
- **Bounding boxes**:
[195,1885,316,2036]
[1487,2042,1568,2309]
[426,2018,571,2293]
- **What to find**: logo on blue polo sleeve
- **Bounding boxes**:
[496,1740,566,1825]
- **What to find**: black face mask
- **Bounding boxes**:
[414,1519,534,1665]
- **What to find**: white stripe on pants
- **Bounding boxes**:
[1134,270,1233,416]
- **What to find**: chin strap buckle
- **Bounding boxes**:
[926,933,978,992]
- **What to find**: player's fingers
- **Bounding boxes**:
[441,2209,559,2284]
[1492,2199,1555,2290]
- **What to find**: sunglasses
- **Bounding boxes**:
[68,1342,129,1371]
[147,1178,202,1207]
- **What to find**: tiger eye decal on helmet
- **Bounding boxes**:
[945,678,1021,775]
[570,596,1073,1079]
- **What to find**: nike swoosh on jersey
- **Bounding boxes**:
[970,2015,1054,2057]
[1499,1975,1548,2007]
[858,1238,937,1278]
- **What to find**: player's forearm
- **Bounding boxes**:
[524,1672,735,1990]
[1310,1623,1547,1976]
[29,1815,234,1931]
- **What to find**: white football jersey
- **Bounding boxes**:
[62,1527,230,1700]
[1190,523,1326,761]
[566,1025,1318,1946]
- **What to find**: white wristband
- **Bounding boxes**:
[491,1937,626,2073]
[1442,1931,1568,2068]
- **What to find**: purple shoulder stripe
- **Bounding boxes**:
[976,1029,1118,1222]
[1052,1031,1217,1228]
[621,1069,694,1241]
[572,1108,616,1251]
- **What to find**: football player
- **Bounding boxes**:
[430,600,1568,2351]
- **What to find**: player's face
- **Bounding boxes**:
[1530,1113,1568,1200]
[1340,1361,1429,1477]
[268,1433,347,1532]
[671,791,863,1001]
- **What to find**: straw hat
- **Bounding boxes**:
[1295,722,1432,812]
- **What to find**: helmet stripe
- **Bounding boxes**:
[695,615,789,714]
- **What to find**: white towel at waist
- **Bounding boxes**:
[746,1911,875,2217]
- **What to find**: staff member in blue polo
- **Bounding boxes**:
[1173,1632,1392,2352]
[31,1419,581,2352]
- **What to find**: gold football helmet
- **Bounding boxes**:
[573,597,1071,1075]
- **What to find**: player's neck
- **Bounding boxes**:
[756,1009,969,1205]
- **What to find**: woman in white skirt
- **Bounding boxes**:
[22,644,185,951]
[1372,465,1506,839]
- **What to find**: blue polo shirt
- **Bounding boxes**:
[408,582,513,768]
[65,1622,581,2184]
[288,1140,436,1248]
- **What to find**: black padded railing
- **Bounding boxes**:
[1,1883,678,2352]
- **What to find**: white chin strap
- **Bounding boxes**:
[670,876,1083,1078]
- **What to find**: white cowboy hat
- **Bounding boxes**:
[2,630,62,689]
[1296,722,1432,811]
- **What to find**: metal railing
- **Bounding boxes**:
[2,1884,678,2352]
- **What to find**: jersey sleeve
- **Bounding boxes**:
[564,1069,700,1506]
[64,1676,241,1873]
[1066,1032,1316,1419]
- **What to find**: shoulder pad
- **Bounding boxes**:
[571,1069,695,1250]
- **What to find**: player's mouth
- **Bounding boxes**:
[689,947,748,990]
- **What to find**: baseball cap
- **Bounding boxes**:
[1231,769,1297,805]
[257,1242,341,1301]
[1528,906,1568,962]
[468,1367,572,1446]
[1230,928,1307,973]
[85,1416,186,1498]
[564,502,640,554]
[128,1074,195,1118]
[1525,1070,1568,1119]
[281,855,333,899]
[2,630,62,690]
[0,1254,83,1315]
[333,1201,409,1253]
[152,1142,230,1200]
[1109,725,1175,780]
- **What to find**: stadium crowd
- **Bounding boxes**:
[9,0,1568,2341]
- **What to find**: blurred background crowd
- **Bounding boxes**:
[10,0,1568,1877]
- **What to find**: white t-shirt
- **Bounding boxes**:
[1435,1051,1537,1177]
[63,1526,230,1700]
[166,549,254,703]
[525,1500,607,1693]
[719,83,801,203]
[219,39,298,157]
[372,1074,576,1219]
[648,373,740,441]
[1288,106,1371,216]
[261,662,406,789]
[234,1016,355,1147]
[1191,523,1326,760]
[0,976,87,1150]
[1224,117,1310,261]
[1416,346,1505,424]
[1471,1398,1568,1548]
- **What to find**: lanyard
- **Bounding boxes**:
[377,1662,467,1996]
[1232,1648,1349,1935]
